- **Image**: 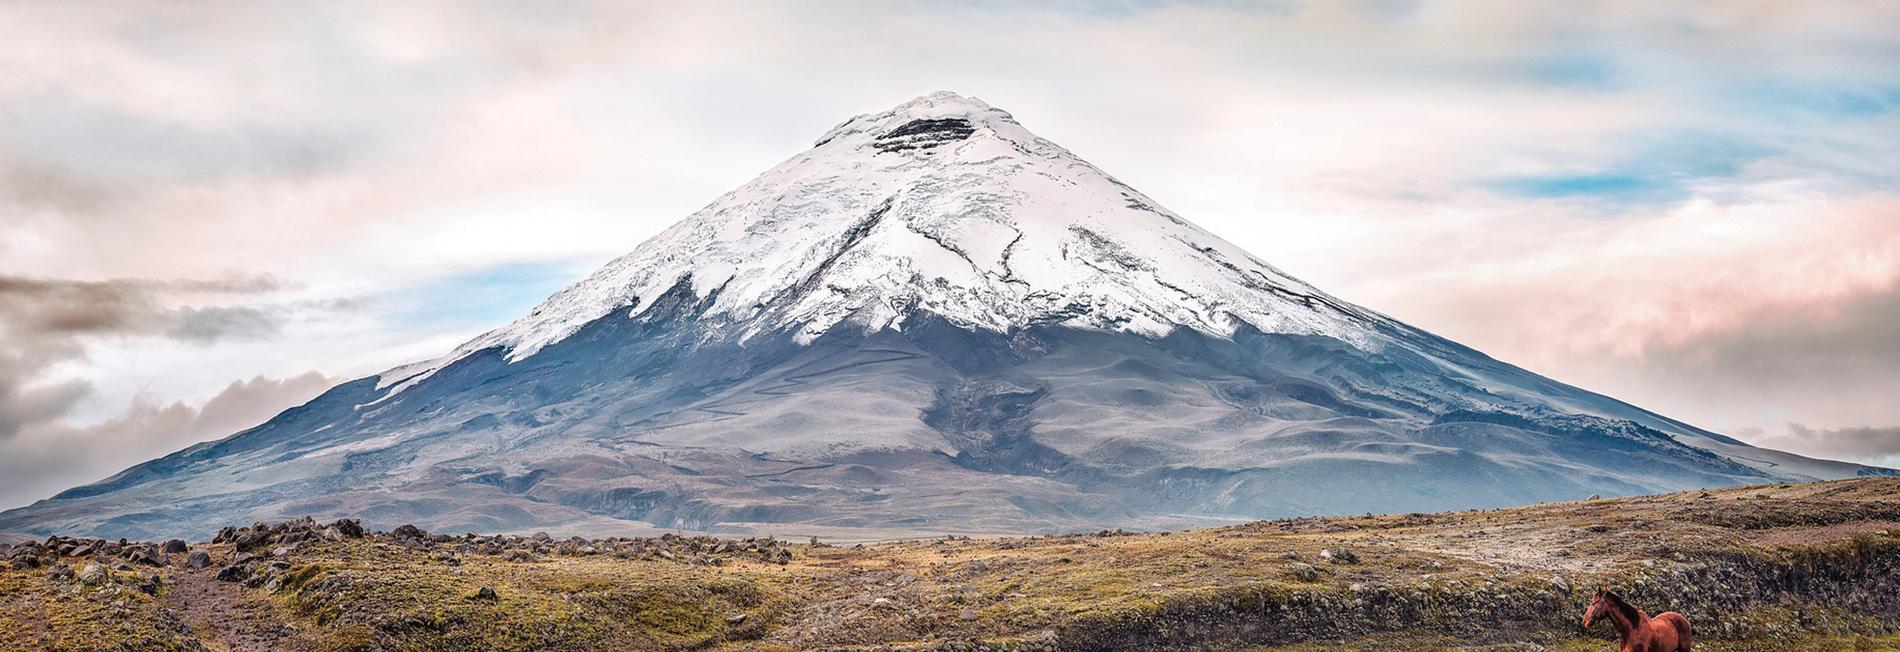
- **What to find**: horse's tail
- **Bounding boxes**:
[1659,612,1692,651]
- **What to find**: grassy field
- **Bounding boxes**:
[3,477,1898,651]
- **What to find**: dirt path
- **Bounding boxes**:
[163,548,313,651]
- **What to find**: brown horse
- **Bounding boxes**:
[1582,588,1692,652]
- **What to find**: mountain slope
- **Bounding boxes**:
[0,92,1884,540]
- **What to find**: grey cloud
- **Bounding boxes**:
[4,103,367,182]
[0,274,288,337]
[1748,424,1900,465]
[0,378,90,441]
[0,276,159,337]
[0,371,334,509]
[0,274,303,440]
[0,157,125,212]
[1562,284,1900,462]
[170,305,281,343]
[1645,284,1900,391]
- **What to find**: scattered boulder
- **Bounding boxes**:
[1289,562,1320,581]
[332,519,366,538]
[136,572,162,595]
[473,585,498,601]
[123,546,163,566]
[211,517,363,555]
[78,562,107,585]
[216,563,252,583]
[162,539,188,554]
[186,550,212,569]
[1320,548,1360,564]
[45,564,75,581]
[233,525,273,552]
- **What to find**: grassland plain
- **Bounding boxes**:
[2,478,1898,651]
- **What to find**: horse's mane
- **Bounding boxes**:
[1602,591,1642,624]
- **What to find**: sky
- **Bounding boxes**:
[1,0,1897,509]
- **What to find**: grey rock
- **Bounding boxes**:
[78,562,107,585]
[216,563,251,582]
[1320,548,1359,564]
[45,564,75,581]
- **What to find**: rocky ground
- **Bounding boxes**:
[3,478,1898,651]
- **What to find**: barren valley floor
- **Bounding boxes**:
[4,478,1899,651]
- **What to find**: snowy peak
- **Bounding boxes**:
[815,91,1018,150]
[436,92,1380,374]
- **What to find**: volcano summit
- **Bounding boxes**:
[3,92,1884,540]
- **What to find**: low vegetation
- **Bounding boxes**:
[4,478,1899,651]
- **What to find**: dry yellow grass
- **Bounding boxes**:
[3,477,1897,651]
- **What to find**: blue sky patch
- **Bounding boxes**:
[1522,52,1620,90]
[374,259,594,335]
[1484,129,1782,205]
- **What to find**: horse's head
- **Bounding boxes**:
[1582,588,1608,628]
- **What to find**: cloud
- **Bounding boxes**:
[1745,424,1900,467]
[0,274,295,439]
[0,371,335,509]
[170,306,281,343]
[0,275,287,338]
[1306,192,1900,448]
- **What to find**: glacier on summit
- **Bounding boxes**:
[443,92,1376,368]
[1,92,1886,540]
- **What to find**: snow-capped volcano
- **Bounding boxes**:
[3,92,1886,540]
[447,91,1374,367]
